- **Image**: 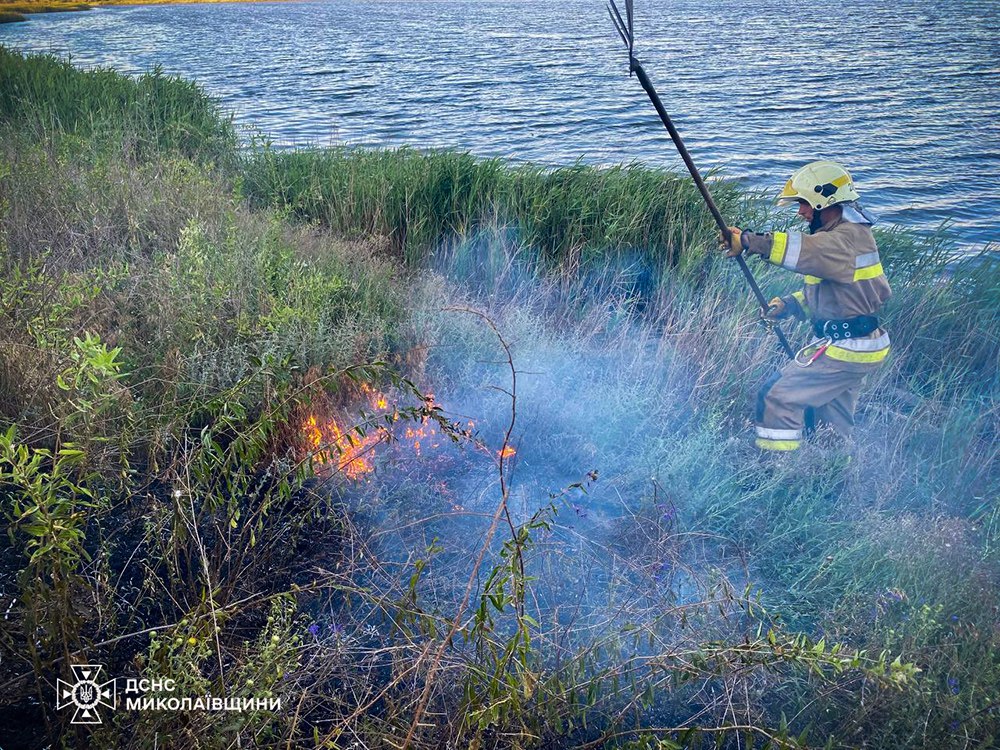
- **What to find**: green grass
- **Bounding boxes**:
[0,45,237,164]
[1,44,999,749]
[242,146,744,270]
[395,238,999,747]
[0,53,409,749]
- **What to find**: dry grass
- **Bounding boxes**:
[1,45,998,750]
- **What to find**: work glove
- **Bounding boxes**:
[761,296,789,321]
[720,227,745,257]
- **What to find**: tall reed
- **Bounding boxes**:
[0,45,236,164]
[242,146,745,270]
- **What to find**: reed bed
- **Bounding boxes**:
[0,45,237,165]
[242,146,745,271]
[1,45,998,750]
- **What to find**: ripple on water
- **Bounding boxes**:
[2,0,997,246]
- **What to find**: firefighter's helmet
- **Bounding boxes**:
[777,160,860,210]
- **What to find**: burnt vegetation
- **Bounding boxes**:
[0,46,998,750]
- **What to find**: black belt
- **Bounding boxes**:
[812,315,880,341]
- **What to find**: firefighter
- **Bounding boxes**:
[723,160,891,451]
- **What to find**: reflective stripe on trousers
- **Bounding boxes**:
[754,353,882,450]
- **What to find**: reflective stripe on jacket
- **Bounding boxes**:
[745,206,892,362]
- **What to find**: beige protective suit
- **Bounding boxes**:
[743,204,891,450]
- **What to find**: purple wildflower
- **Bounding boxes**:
[307,623,320,637]
[948,677,960,695]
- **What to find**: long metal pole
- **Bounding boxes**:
[630,60,795,359]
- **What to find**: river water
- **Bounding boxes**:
[3,0,998,247]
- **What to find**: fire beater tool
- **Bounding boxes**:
[607,0,795,359]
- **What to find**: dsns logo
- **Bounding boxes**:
[56,664,117,724]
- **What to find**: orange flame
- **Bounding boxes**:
[304,415,382,480]
[403,423,441,456]
[360,383,390,411]
[302,385,466,475]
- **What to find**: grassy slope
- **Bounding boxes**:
[1,45,999,749]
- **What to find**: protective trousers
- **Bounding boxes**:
[755,354,879,450]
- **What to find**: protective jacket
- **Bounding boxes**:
[743,203,891,451]
[743,203,891,365]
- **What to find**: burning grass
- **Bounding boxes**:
[1,45,999,749]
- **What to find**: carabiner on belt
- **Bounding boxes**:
[794,337,832,368]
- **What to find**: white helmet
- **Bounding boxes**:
[777,160,860,210]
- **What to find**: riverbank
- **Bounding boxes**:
[0,0,295,23]
[0,2,90,23]
[98,0,300,4]
[2,45,998,749]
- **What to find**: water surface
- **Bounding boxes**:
[4,0,998,246]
